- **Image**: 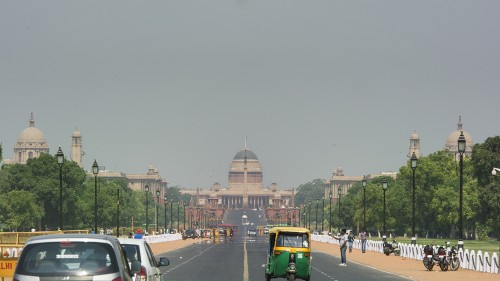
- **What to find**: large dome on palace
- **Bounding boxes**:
[14,113,50,164]
[233,149,259,160]
[228,147,263,189]
[18,124,46,143]
[443,116,474,158]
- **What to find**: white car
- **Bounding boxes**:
[14,234,141,281]
[118,238,170,281]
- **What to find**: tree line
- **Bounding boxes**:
[294,136,499,240]
[0,153,190,232]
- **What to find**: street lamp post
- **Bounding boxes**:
[177,202,180,231]
[298,205,301,227]
[382,178,388,240]
[458,130,466,249]
[183,202,186,230]
[315,199,319,232]
[56,147,64,231]
[321,198,325,233]
[164,193,167,233]
[410,152,418,245]
[338,186,342,232]
[92,160,99,234]
[145,184,149,234]
[307,201,311,230]
[189,207,193,229]
[362,176,367,232]
[170,199,173,231]
[329,189,333,234]
[156,189,160,234]
[116,186,120,237]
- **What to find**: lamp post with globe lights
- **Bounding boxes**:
[145,184,149,234]
[156,188,160,233]
[338,186,342,233]
[321,197,325,233]
[410,152,418,245]
[458,130,466,249]
[56,147,64,230]
[170,198,174,231]
[164,193,168,233]
[381,178,388,240]
[362,176,367,232]
[92,159,99,233]
[492,168,500,176]
[329,189,333,234]
[315,198,319,232]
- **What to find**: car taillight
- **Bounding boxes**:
[139,265,147,281]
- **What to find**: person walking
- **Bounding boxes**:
[347,231,355,253]
[360,230,367,253]
[333,228,348,266]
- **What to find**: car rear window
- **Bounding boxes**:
[16,241,119,277]
[121,244,142,263]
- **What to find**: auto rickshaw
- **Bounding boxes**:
[265,227,311,281]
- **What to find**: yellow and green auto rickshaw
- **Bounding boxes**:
[265,227,311,281]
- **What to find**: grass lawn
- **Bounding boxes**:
[371,237,500,254]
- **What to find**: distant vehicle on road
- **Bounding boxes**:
[14,234,140,281]
[182,229,197,239]
[119,238,170,281]
[248,228,257,236]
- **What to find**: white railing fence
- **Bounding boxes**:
[311,234,499,274]
[144,233,182,244]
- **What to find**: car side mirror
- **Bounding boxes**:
[129,260,141,275]
[159,257,170,267]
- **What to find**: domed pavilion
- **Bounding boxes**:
[443,116,474,160]
[13,113,49,164]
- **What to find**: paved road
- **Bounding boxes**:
[159,235,410,281]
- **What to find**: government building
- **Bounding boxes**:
[181,145,299,226]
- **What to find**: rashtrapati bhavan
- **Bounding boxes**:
[182,145,294,209]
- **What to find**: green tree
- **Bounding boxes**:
[1,153,87,230]
[0,190,44,231]
[471,136,500,239]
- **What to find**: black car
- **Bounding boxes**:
[182,229,197,240]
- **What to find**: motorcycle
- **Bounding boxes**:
[422,245,449,271]
[446,242,460,271]
[383,239,401,256]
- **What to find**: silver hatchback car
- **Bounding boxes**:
[118,238,170,281]
[14,234,141,281]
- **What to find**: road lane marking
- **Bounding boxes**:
[165,244,215,272]
[243,238,249,281]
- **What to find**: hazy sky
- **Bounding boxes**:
[1,1,499,189]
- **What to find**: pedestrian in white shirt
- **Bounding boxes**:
[332,228,348,266]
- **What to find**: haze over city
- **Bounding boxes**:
[1,1,499,189]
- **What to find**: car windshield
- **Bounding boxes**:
[16,241,119,277]
[276,232,309,248]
